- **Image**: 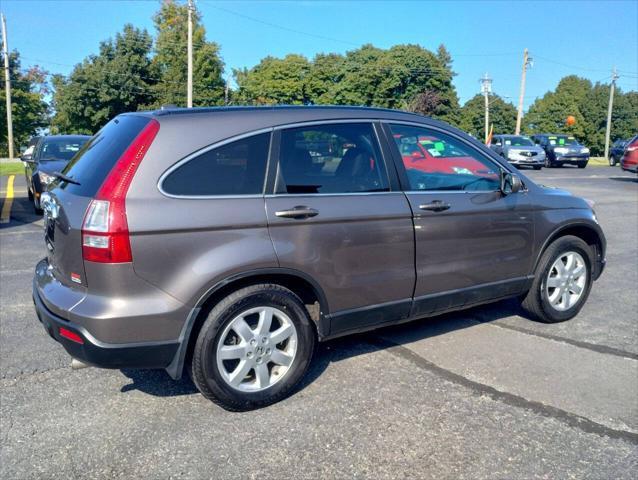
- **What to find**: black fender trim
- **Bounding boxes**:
[533,220,606,280]
[165,267,330,380]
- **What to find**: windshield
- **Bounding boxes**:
[39,138,89,162]
[504,136,534,147]
[548,136,579,146]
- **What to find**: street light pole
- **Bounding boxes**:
[480,73,492,144]
[515,49,532,135]
[1,13,14,161]
[603,67,619,161]
[187,0,194,108]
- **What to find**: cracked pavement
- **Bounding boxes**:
[1,167,637,479]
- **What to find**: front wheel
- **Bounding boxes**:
[609,156,617,166]
[521,236,593,323]
[578,162,588,169]
[191,284,316,410]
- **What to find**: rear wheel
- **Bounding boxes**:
[609,156,617,166]
[191,284,316,410]
[521,235,593,323]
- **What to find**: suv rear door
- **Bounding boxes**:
[382,122,534,317]
[265,121,415,336]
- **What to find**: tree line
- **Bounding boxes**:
[1,0,636,157]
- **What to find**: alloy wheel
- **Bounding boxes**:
[545,251,587,312]
[215,306,298,392]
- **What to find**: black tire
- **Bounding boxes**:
[521,235,593,323]
[533,165,542,170]
[544,158,552,168]
[191,284,316,411]
[28,188,33,201]
[578,162,587,169]
[609,156,616,166]
[33,198,43,215]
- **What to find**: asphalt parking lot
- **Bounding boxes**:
[1,166,637,479]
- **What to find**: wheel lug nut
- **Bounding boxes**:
[247,351,253,358]
[250,339,257,346]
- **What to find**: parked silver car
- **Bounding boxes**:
[490,135,545,170]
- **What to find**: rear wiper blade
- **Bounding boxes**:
[52,171,80,185]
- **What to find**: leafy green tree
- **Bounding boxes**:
[51,24,155,134]
[459,94,517,138]
[580,84,638,155]
[234,43,461,126]
[0,47,49,155]
[234,54,311,105]
[522,75,592,139]
[304,53,344,104]
[151,0,225,107]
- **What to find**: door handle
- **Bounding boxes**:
[419,200,451,212]
[275,206,319,219]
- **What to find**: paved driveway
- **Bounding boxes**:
[1,167,637,479]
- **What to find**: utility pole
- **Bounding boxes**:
[187,0,194,108]
[604,67,619,160]
[480,73,492,144]
[224,74,230,105]
[1,13,14,161]
[515,48,532,135]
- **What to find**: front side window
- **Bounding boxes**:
[278,123,389,194]
[162,132,270,196]
[389,124,501,192]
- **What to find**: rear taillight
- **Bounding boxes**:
[82,119,159,263]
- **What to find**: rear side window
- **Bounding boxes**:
[162,132,270,196]
[61,115,151,197]
[278,123,389,194]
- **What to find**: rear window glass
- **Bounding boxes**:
[60,115,150,197]
[161,133,270,196]
[38,137,88,162]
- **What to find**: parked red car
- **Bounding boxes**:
[398,136,497,178]
[621,135,638,174]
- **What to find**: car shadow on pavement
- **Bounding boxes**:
[609,176,638,183]
[116,299,522,405]
[0,190,43,230]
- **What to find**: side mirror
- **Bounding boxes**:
[21,154,34,163]
[501,172,522,195]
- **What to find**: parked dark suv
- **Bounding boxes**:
[23,135,90,213]
[532,134,590,168]
[33,107,606,410]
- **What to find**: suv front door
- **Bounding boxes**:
[265,122,415,336]
[383,122,534,317]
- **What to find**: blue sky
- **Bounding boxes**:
[3,0,637,109]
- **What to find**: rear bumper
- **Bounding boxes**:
[33,280,179,370]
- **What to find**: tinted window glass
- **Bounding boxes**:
[278,123,389,194]
[162,132,270,196]
[389,124,501,192]
[61,115,150,197]
[39,137,89,162]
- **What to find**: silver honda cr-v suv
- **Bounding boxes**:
[33,106,606,410]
